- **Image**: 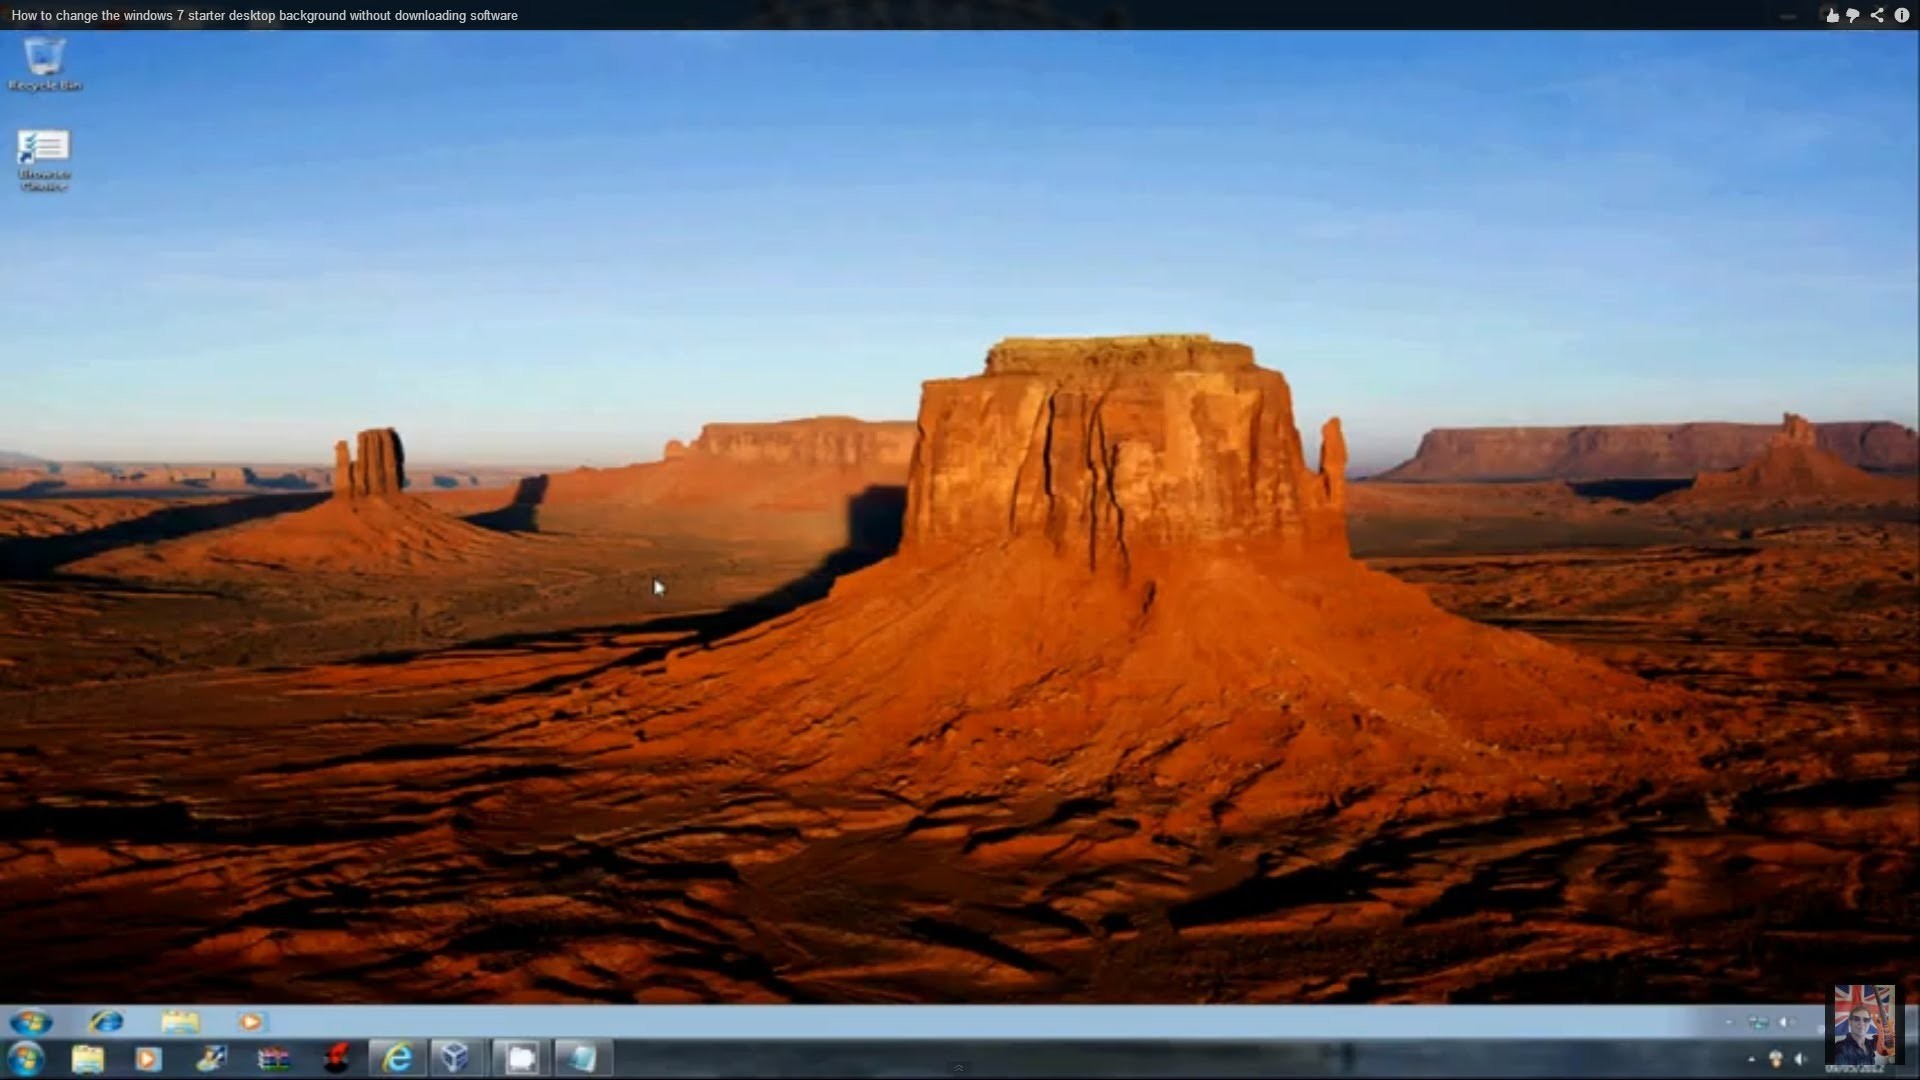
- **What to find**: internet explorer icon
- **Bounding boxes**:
[378,1040,415,1075]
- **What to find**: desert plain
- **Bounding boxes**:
[0,336,1915,1006]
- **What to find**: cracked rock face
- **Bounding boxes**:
[903,335,1347,567]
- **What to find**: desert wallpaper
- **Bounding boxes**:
[1,31,1915,1006]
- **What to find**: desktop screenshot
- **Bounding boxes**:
[1,5,1916,1079]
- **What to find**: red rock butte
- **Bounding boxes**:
[906,334,1348,568]
[78,428,520,577]
[334,428,406,499]
[1674,412,1916,504]
[603,336,1720,825]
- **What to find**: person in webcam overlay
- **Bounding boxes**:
[1830,984,1900,1069]
[1834,1003,1882,1067]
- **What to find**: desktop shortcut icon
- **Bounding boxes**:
[257,1046,291,1072]
[87,1010,123,1033]
[14,130,68,166]
[322,1042,351,1075]
[135,1047,163,1074]
[238,1011,268,1034]
[23,37,65,78]
[194,1045,227,1074]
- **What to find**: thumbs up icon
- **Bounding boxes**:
[1824,5,1841,19]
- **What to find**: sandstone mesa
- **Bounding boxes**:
[1381,419,1919,482]
[584,336,1725,826]
[663,417,917,470]
[905,334,1347,567]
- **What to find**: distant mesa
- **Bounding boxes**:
[0,457,333,497]
[663,417,917,470]
[334,428,406,499]
[601,336,1718,827]
[1667,413,1918,506]
[461,417,914,520]
[1379,420,1919,482]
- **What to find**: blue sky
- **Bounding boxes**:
[3,31,1915,471]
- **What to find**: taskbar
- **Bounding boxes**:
[6,1037,1919,1079]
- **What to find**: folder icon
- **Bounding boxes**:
[161,1009,202,1035]
[71,1045,106,1076]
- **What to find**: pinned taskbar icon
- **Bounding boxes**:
[160,1010,202,1036]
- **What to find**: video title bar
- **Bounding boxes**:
[5,0,1915,31]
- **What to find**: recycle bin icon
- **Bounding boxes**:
[25,37,66,77]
